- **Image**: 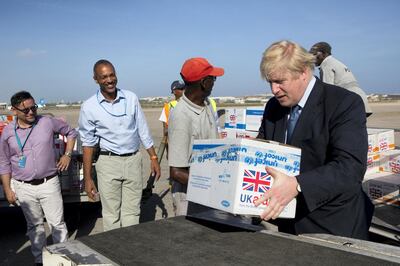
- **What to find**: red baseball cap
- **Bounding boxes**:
[180,57,224,82]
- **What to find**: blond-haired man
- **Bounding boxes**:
[255,40,374,240]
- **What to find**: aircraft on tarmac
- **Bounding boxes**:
[37,98,46,108]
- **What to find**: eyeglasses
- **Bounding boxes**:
[13,104,38,114]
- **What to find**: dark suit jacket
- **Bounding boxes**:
[257,78,374,240]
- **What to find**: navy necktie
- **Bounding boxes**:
[287,105,301,143]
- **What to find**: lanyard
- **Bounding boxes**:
[96,89,127,117]
[14,120,35,154]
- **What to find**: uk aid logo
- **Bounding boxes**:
[240,169,271,206]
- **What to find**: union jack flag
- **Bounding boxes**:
[380,141,388,151]
[242,169,271,193]
[389,161,400,174]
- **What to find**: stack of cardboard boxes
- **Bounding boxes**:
[364,128,400,208]
[220,106,264,139]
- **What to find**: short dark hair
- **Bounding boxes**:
[311,42,332,55]
[93,59,114,74]
[11,91,34,107]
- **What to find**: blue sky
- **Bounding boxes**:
[1,0,399,103]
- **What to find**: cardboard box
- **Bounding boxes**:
[224,108,246,129]
[220,128,237,139]
[363,172,400,208]
[366,153,380,175]
[245,106,264,131]
[367,133,377,154]
[367,128,395,153]
[187,138,301,218]
[221,128,258,139]
[235,130,259,139]
[379,149,400,174]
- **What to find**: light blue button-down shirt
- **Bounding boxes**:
[78,88,154,154]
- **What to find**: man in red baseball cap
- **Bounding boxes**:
[168,57,224,216]
[180,57,224,83]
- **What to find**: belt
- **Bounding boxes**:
[16,174,57,186]
[99,150,138,157]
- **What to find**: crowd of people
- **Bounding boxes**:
[0,40,374,265]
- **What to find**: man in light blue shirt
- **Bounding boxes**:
[79,59,160,231]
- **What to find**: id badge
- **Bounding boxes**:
[18,155,27,168]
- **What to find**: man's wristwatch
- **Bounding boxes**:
[64,151,72,158]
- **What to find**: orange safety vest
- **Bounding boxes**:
[163,100,177,126]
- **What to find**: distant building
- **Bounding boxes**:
[55,104,69,108]
[0,103,8,110]
[213,96,237,103]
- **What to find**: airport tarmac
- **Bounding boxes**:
[0,102,399,265]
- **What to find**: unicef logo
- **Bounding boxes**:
[221,200,230,207]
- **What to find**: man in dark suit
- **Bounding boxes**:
[254,40,374,240]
